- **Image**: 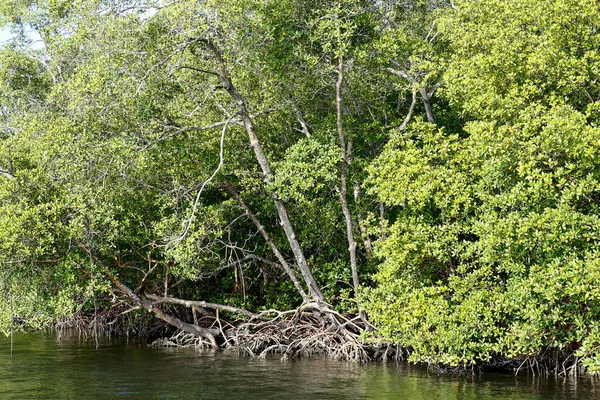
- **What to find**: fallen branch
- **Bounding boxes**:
[146,294,263,320]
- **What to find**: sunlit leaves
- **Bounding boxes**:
[365,0,600,370]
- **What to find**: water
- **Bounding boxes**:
[1,333,599,399]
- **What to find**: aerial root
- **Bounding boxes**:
[52,308,168,339]
[151,304,404,362]
[150,330,216,349]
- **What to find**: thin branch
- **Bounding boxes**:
[293,106,311,138]
[153,117,241,142]
[23,53,57,85]
[424,20,436,43]
[136,36,203,94]
[242,253,286,270]
[152,108,278,142]
[174,65,220,77]
[172,115,232,243]
[387,67,413,82]
[121,172,169,193]
[397,89,417,131]
[427,82,442,99]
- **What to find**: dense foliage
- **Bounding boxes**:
[366,0,600,371]
[0,0,599,372]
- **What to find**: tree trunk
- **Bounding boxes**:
[201,38,325,304]
[335,55,369,326]
[335,55,360,294]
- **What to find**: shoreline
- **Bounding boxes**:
[42,310,592,378]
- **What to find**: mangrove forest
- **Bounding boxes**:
[1,0,600,375]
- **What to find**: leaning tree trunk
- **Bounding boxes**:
[225,182,311,303]
[200,38,325,304]
[335,55,360,295]
[76,241,219,347]
[335,55,369,325]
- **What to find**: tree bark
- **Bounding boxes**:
[398,89,417,131]
[353,184,373,260]
[419,86,435,124]
[200,38,325,304]
[146,294,265,320]
[335,55,360,294]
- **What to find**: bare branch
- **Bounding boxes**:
[225,182,311,303]
[427,82,442,99]
[397,89,417,131]
[174,65,220,77]
[242,253,286,270]
[387,67,413,82]
[424,20,437,43]
[0,169,14,179]
[76,241,218,346]
[171,114,232,243]
[137,36,204,94]
[153,117,241,142]
[293,107,312,138]
[152,108,278,142]
[146,294,264,320]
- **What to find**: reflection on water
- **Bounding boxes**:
[0,332,599,399]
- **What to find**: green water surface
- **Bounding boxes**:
[1,332,599,399]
